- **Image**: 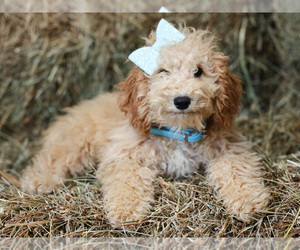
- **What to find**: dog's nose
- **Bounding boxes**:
[173,96,191,110]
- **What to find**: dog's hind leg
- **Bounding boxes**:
[20,93,123,194]
[21,115,99,194]
[21,140,96,194]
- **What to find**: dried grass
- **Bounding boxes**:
[0,13,299,237]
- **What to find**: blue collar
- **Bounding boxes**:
[150,121,207,143]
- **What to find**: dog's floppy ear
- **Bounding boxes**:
[211,53,243,130]
[118,67,150,136]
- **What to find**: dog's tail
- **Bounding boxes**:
[0,172,21,188]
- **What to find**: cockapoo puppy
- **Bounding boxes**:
[21,21,269,225]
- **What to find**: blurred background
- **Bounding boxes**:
[0,13,299,176]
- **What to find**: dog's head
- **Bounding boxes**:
[118,25,242,137]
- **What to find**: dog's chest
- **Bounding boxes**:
[150,136,206,178]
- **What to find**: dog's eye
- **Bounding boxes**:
[194,67,203,78]
[158,69,169,74]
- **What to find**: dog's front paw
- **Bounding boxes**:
[99,173,154,226]
[104,190,152,226]
[106,207,145,226]
[207,151,270,221]
[96,162,157,226]
[223,186,270,221]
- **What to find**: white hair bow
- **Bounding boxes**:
[128,19,185,75]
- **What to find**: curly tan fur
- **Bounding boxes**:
[118,67,151,136]
[21,24,269,225]
[211,55,243,131]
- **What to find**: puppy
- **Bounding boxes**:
[21,21,269,224]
